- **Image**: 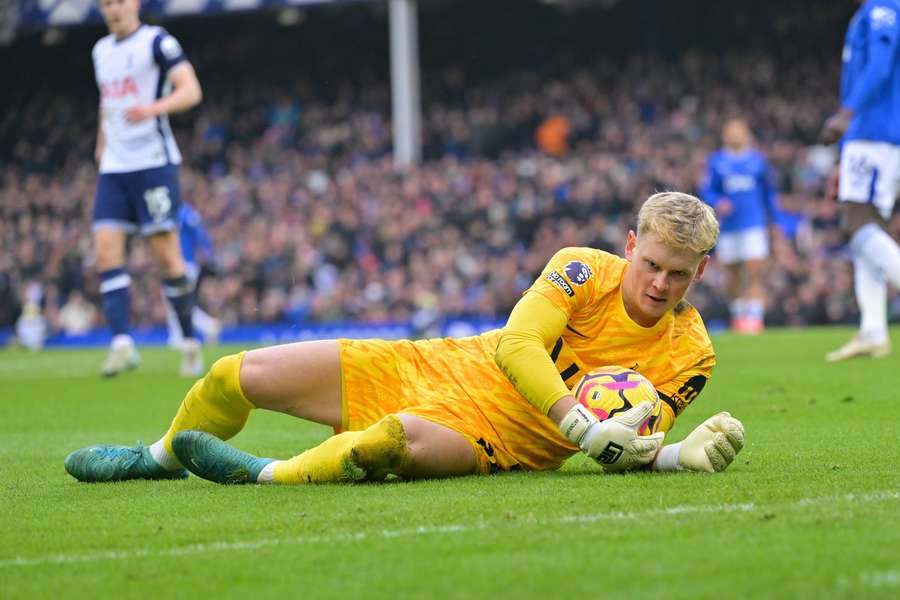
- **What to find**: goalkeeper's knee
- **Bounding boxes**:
[350,414,411,480]
[162,352,255,455]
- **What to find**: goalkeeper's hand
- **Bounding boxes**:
[560,402,665,473]
[654,412,745,473]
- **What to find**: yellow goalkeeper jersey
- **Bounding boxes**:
[519,246,716,421]
[338,247,715,473]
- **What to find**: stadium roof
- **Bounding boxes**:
[14,0,365,31]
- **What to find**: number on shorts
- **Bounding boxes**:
[143,186,172,222]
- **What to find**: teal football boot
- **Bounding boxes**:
[64,442,188,482]
[172,431,274,484]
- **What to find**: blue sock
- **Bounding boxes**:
[99,268,131,336]
[164,275,196,339]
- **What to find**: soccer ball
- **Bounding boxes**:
[572,366,663,435]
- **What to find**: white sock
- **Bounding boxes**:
[853,255,888,344]
[164,293,183,346]
[192,307,217,335]
[149,439,183,471]
[257,461,280,484]
[852,223,900,289]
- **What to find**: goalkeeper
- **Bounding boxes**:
[65,192,744,484]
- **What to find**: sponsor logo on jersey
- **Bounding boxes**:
[564,260,593,285]
[547,271,574,297]
[100,76,139,99]
[723,173,757,194]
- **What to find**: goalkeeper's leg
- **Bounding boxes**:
[65,341,345,482]
[153,340,344,467]
[271,414,476,483]
[172,414,477,484]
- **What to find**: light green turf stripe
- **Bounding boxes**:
[2,489,896,569]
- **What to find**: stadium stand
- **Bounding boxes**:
[1,0,897,341]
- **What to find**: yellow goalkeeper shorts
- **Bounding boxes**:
[337,336,577,474]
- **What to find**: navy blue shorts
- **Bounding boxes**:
[93,164,181,236]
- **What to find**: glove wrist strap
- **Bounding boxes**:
[559,404,598,446]
[652,442,683,472]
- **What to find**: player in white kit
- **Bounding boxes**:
[92,0,204,376]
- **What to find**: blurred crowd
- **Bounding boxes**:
[2,1,898,336]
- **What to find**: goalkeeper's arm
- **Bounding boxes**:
[495,292,663,471]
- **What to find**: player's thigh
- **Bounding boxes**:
[723,261,743,283]
[744,257,767,282]
[396,414,477,478]
[838,141,900,223]
[239,340,343,427]
[840,202,882,234]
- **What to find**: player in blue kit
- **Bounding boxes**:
[822,0,900,362]
[165,203,221,351]
[702,118,780,333]
[91,0,204,376]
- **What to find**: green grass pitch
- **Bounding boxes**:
[1,327,898,599]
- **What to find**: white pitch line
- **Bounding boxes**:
[2,490,897,569]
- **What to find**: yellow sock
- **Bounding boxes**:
[160,352,255,456]
[273,415,410,484]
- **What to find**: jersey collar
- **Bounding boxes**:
[114,23,143,44]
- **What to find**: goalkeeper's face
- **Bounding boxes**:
[622,231,708,327]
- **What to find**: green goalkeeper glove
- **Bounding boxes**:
[560,401,665,473]
[653,412,745,473]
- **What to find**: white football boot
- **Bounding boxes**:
[100,335,140,377]
[180,337,204,378]
[825,335,891,363]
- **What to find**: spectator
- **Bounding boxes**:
[1,2,893,335]
[57,290,98,336]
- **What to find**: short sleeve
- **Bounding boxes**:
[153,30,187,73]
[524,247,601,318]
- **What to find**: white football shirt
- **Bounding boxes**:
[92,25,185,173]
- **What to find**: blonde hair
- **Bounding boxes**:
[637,192,719,255]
